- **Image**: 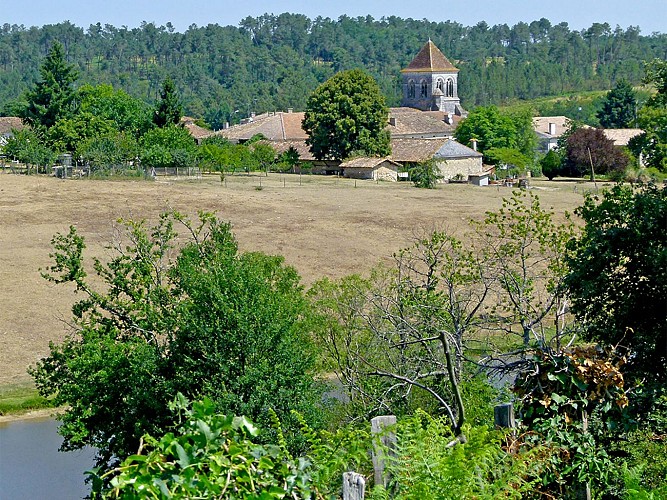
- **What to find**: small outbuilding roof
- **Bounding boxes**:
[340,157,400,169]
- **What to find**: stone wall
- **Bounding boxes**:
[436,157,483,181]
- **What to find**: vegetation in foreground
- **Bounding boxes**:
[29,183,667,498]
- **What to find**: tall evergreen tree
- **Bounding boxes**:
[22,41,78,131]
[153,77,182,128]
[597,79,637,128]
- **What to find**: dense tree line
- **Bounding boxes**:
[0,16,665,126]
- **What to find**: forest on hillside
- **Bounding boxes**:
[0,14,666,128]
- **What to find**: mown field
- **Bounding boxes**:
[0,172,602,389]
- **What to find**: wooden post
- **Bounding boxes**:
[494,403,515,429]
[371,415,396,488]
[342,472,365,500]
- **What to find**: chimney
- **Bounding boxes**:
[548,122,556,136]
[287,108,293,113]
[389,117,397,126]
[224,122,229,129]
[446,113,453,125]
[471,138,478,152]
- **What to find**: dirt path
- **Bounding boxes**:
[0,172,596,388]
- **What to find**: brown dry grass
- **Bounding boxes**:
[0,172,602,388]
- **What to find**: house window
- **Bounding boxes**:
[446,78,454,97]
[420,80,428,98]
[408,80,415,98]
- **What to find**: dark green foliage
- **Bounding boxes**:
[539,149,563,180]
[31,213,322,470]
[139,125,196,168]
[410,159,442,188]
[303,69,390,161]
[21,41,78,133]
[597,80,637,128]
[0,19,665,119]
[565,184,667,380]
[153,77,182,128]
[453,106,536,168]
[563,126,630,177]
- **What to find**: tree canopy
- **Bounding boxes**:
[565,184,667,380]
[597,79,637,128]
[21,41,78,133]
[302,69,390,161]
[31,212,322,469]
[153,77,182,128]
[563,126,629,177]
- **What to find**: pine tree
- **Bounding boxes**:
[22,41,78,131]
[597,80,636,128]
[153,77,182,128]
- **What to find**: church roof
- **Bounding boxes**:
[401,40,459,73]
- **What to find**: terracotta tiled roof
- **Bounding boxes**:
[217,112,307,142]
[387,108,455,138]
[340,157,400,169]
[390,138,448,163]
[532,116,570,138]
[402,40,459,73]
[266,140,315,161]
[0,116,24,135]
[602,128,644,146]
[180,117,214,141]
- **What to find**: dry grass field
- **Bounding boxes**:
[0,172,602,389]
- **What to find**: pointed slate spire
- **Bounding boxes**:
[402,40,459,73]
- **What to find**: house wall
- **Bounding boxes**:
[436,157,483,181]
[343,165,398,182]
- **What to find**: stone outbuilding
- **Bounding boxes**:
[391,137,483,181]
[340,157,400,182]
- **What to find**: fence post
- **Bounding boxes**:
[342,472,365,500]
[494,403,516,428]
[371,415,396,488]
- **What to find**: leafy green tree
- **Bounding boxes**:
[153,77,182,128]
[139,125,195,169]
[77,132,139,173]
[90,395,325,499]
[539,149,563,180]
[21,41,78,132]
[31,213,322,470]
[77,84,152,137]
[454,106,536,166]
[302,69,390,161]
[563,126,630,177]
[47,111,116,153]
[565,184,667,380]
[3,128,57,174]
[410,159,442,188]
[597,80,637,128]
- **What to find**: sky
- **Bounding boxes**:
[3,0,666,35]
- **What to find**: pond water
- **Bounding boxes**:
[0,417,95,499]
